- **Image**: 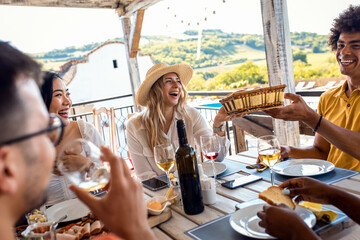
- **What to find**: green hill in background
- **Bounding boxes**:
[32,30,341,91]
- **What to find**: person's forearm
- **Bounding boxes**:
[329,186,360,224]
[287,146,328,160]
[315,118,360,160]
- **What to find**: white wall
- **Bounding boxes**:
[68,43,154,107]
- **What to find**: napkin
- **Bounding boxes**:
[298,201,338,223]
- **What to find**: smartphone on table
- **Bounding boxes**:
[221,174,262,189]
[142,177,168,191]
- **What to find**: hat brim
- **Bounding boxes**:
[136,64,193,106]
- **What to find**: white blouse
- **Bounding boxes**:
[126,106,229,181]
[45,119,103,206]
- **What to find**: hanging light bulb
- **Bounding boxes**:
[174,14,176,17]
[167,6,170,10]
[223,0,226,3]
[213,10,216,14]
[204,17,207,21]
[181,20,184,23]
[188,23,191,26]
[197,22,200,25]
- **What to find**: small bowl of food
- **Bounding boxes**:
[22,221,56,239]
[26,209,47,225]
[146,196,171,215]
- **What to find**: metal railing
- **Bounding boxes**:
[70,90,324,157]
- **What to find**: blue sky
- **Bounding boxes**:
[0,0,358,53]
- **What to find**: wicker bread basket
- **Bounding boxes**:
[220,84,286,116]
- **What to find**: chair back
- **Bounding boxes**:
[93,107,118,155]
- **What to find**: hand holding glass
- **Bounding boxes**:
[57,139,110,192]
[154,143,175,187]
[200,134,220,179]
[257,135,281,186]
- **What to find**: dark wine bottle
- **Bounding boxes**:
[175,119,204,215]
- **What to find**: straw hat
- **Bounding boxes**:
[136,62,193,106]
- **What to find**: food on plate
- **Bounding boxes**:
[56,212,108,240]
[220,84,286,116]
[27,209,47,224]
[259,186,295,210]
[147,200,162,210]
[32,225,50,233]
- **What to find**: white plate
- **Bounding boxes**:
[229,203,316,239]
[46,198,90,222]
[201,162,227,177]
[273,159,335,177]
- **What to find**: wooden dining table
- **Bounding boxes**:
[143,150,360,240]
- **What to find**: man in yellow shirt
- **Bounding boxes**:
[268,5,360,171]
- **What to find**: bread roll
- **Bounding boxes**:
[259,186,295,210]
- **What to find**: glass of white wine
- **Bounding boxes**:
[154,143,175,187]
[57,139,110,192]
[257,135,281,186]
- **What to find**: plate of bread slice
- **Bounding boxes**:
[230,186,316,239]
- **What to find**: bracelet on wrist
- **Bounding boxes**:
[312,115,323,133]
[213,124,225,132]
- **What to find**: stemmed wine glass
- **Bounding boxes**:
[257,135,281,186]
[57,139,110,192]
[200,134,221,181]
[154,143,175,187]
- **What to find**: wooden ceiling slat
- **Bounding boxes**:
[0,0,162,16]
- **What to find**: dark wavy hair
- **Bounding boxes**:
[40,71,63,110]
[328,5,360,51]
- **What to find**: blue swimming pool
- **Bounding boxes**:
[198,102,222,108]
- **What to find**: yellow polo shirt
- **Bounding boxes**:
[318,80,360,171]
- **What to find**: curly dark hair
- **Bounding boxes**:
[328,5,360,51]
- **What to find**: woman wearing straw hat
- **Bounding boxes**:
[126,62,233,181]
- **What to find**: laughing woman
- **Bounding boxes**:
[40,71,103,206]
[126,63,232,181]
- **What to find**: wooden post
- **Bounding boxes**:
[233,126,247,153]
[260,0,300,146]
[120,10,145,112]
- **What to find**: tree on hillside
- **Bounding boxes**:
[293,50,307,64]
[187,74,207,91]
[206,61,266,90]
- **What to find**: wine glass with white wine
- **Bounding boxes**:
[57,139,110,192]
[257,135,281,186]
[154,143,175,187]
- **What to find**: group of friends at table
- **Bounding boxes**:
[0,4,360,240]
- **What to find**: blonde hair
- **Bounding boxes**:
[140,74,189,152]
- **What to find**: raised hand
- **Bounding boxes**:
[264,93,316,124]
[69,146,155,240]
[280,177,334,204]
[257,204,320,240]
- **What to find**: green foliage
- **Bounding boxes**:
[184,30,198,36]
[191,61,266,91]
[291,32,329,51]
[293,50,308,64]
[187,73,207,91]
[36,30,342,91]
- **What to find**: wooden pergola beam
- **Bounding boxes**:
[129,9,144,58]
[0,0,121,9]
[120,0,162,17]
[0,0,164,17]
